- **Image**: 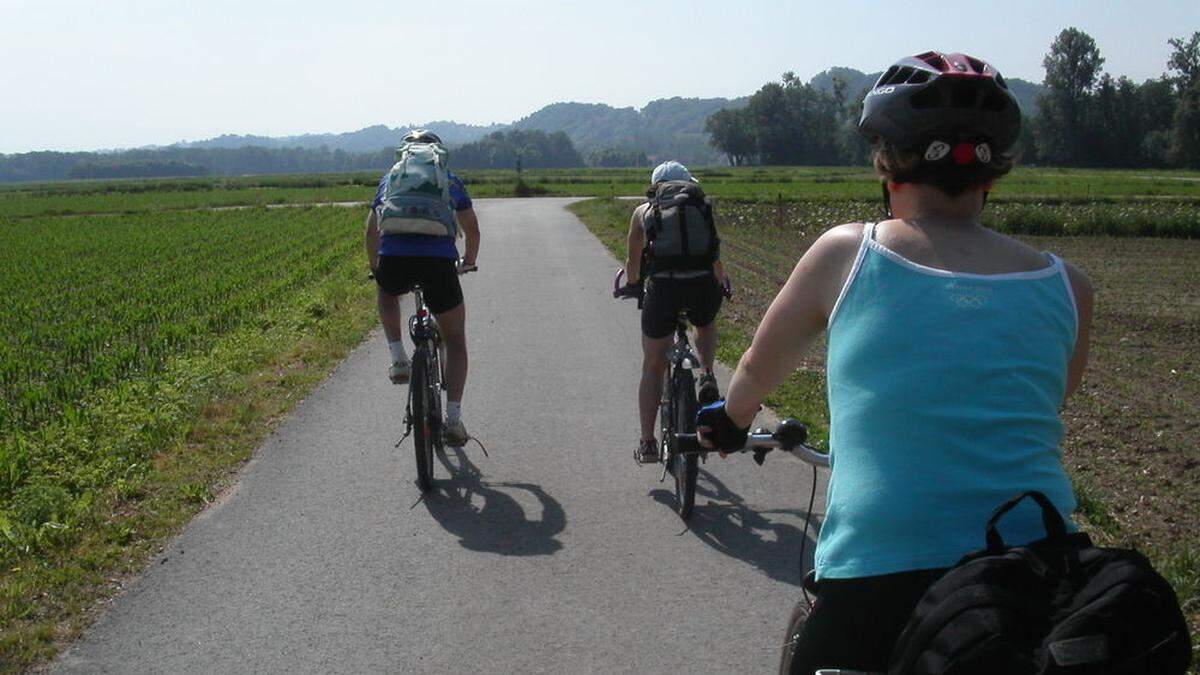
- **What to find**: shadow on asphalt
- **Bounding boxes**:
[650,469,820,586]
[422,446,565,556]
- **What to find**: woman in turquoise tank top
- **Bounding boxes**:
[695,52,1095,674]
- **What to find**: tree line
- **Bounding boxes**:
[0,130,632,182]
[706,28,1200,170]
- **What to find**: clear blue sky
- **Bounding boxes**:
[2,0,1197,153]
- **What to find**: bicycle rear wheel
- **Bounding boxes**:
[671,368,700,520]
[778,599,811,674]
[411,347,435,492]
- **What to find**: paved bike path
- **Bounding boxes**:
[56,198,829,674]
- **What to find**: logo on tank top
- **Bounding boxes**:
[948,283,993,309]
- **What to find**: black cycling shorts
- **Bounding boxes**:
[641,273,723,339]
[373,256,463,315]
[783,568,946,674]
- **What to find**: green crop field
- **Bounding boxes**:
[3,166,1198,219]
[570,196,1200,663]
[0,205,377,669]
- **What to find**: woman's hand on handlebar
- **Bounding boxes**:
[695,400,750,457]
[457,259,478,275]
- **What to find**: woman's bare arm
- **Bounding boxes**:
[626,206,646,284]
[1063,261,1094,402]
[723,224,864,427]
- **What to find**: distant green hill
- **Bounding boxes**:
[509,97,748,166]
[176,122,505,153]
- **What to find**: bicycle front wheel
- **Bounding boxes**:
[411,348,435,492]
[672,368,700,520]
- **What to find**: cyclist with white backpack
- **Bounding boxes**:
[623,161,730,463]
[365,129,480,445]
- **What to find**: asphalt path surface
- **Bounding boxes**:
[56,198,829,674]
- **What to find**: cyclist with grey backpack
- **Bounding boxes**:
[365,129,480,446]
[621,161,730,463]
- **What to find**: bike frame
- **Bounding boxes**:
[659,318,701,467]
[404,285,445,487]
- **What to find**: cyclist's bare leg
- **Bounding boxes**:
[434,303,467,402]
[377,287,405,344]
[694,322,717,371]
[639,335,672,440]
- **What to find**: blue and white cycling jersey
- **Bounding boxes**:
[372,171,472,259]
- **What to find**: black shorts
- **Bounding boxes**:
[641,273,723,339]
[783,569,946,674]
[374,256,463,315]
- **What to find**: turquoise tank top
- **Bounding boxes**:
[816,222,1079,580]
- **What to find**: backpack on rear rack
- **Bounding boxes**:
[375,142,459,238]
[642,180,719,274]
[887,491,1191,675]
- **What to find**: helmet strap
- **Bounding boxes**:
[881,182,893,218]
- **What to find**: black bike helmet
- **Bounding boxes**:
[859,52,1021,159]
[402,129,443,145]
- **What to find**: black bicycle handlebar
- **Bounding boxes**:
[675,418,829,467]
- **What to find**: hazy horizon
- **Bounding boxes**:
[2,0,1197,154]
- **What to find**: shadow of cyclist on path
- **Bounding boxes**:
[651,468,820,586]
[422,445,565,556]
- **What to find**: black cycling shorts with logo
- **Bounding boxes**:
[641,273,723,339]
[373,256,463,315]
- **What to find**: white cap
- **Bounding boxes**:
[650,160,697,184]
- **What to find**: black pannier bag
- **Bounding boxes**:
[888,491,1191,674]
[643,180,719,274]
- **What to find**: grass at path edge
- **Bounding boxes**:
[0,246,377,672]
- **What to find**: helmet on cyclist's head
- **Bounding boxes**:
[860,52,1020,198]
[402,129,443,145]
[859,51,1021,158]
[650,160,698,185]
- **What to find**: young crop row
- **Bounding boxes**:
[0,207,365,558]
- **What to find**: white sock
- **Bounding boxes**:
[388,340,408,364]
[446,401,462,423]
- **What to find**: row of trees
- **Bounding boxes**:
[707,29,1200,169]
[450,130,583,169]
[0,146,394,183]
[0,131,593,182]
[1031,29,1198,167]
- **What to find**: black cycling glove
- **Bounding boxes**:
[695,400,750,452]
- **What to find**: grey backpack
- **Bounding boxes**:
[642,180,719,273]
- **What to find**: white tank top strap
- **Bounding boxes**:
[1045,252,1079,335]
[828,222,876,329]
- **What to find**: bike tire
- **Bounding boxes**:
[411,348,435,492]
[429,345,444,457]
[672,368,700,521]
[778,599,811,675]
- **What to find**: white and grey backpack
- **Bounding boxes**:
[375,142,459,238]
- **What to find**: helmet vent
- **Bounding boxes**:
[915,51,947,70]
[995,72,1008,89]
[883,66,926,86]
[965,56,986,74]
[879,66,900,86]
